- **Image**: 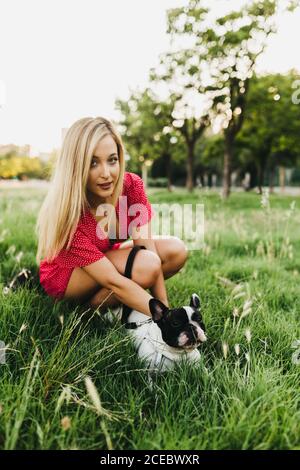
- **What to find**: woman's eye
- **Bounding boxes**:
[90,157,118,168]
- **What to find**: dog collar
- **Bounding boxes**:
[125,318,152,330]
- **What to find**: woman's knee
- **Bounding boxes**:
[132,249,161,288]
[166,237,188,270]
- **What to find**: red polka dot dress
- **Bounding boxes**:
[39,172,154,300]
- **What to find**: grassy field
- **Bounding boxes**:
[0,186,300,450]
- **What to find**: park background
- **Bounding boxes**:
[0,0,300,451]
[1,0,300,196]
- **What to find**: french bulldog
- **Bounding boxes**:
[126,293,207,372]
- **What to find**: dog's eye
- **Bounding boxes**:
[171,319,182,328]
[192,312,202,323]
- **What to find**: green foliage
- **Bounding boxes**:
[0,154,48,180]
[200,134,225,172]
[147,177,169,188]
[238,71,300,176]
[115,88,186,179]
[149,0,299,194]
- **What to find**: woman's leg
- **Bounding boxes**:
[118,236,188,279]
[64,247,161,309]
[64,236,188,310]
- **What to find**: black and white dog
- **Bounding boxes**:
[125,293,207,372]
[109,246,207,371]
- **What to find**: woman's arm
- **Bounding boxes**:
[82,257,154,316]
[131,222,169,307]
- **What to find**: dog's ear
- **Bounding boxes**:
[190,293,201,310]
[149,298,169,323]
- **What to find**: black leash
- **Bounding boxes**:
[121,245,146,326]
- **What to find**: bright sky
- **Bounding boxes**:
[0,0,299,153]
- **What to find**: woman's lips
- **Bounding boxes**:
[97,182,112,190]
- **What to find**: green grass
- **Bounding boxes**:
[0,186,300,450]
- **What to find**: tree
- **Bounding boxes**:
[238,71,300,193]
[151,0,298,197]
[115,88,185,190]
[150,3,211,191]
[0,153,46,179]
[200,134,224,180]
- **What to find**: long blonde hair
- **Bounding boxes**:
[35,117,125,264]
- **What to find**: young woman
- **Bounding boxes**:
[36,117,188,317]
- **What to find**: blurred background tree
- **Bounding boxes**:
[139,0,299,196]
[237,71,300,193]
[1,0,299,197]
[116,88,186,191]
[155,0,298,197]
[0,153,46,180]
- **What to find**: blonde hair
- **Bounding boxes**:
[35,116,125,264]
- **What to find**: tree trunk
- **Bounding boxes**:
[186,142,195,192]
[279,166,286,193]
[256,162,264,195]
[222,136,233,199]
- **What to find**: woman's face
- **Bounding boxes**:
[86,134,120,208]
